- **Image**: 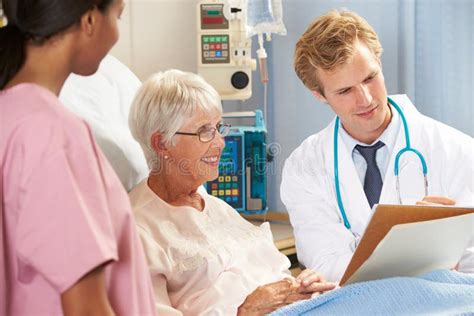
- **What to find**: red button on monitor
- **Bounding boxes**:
[203,17,223,25]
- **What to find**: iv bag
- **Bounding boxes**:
[246,0,286,38]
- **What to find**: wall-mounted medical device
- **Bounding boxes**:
[197,0,256,100]
[206,110,267,214]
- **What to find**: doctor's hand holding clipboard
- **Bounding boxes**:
[417,196,456,206]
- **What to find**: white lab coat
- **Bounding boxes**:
[281,94,474,282]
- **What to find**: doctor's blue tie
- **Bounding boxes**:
[355,141,385,209]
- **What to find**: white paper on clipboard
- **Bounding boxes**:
[345,213,474,285]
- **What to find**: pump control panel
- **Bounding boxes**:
[197,1,256,100]
[206,111,267,214]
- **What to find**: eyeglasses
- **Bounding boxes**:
[175,123,231,143]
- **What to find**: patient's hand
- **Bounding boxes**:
[237,272,336,315]
[416,195,456,206]
[237,279,308,315]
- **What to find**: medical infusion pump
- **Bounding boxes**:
[206,111,267,214]
[197,0,256,100]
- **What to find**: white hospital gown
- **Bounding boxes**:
[129,180,292,315]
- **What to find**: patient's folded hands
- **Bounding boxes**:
[237,270,336,315]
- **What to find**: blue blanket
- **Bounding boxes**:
[271,270,474,315]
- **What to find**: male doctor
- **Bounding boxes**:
[280,9,474,282]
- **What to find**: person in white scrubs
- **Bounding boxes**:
[280,9,474,282]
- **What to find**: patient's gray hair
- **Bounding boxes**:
[129,69,222,170]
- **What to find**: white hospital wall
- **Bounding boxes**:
[109,0,132,68]
[110,0,200,80]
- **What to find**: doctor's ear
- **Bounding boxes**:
[311,90,328,104]
[150,132,169,157]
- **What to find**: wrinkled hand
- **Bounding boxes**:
[237,272,336,315]
[237,279,309,316]
[416,195,456,206]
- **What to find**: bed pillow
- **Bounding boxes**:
[60,55,148,191]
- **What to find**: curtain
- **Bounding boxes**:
[411,0,473,136]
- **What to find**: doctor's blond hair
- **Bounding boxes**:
[294,9,383,95]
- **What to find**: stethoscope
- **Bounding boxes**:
[334,97,428,234]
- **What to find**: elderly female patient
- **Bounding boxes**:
[128,69,336,315]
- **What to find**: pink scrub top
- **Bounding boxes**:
[0,84,156,315]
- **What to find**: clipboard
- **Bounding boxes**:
[339,204,474,285]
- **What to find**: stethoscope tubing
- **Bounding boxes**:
[333,97,428,231]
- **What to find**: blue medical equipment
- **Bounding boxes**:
[206,110,268,214]
[334,97,428,230]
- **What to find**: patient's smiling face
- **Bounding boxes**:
[167,108,225,187]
